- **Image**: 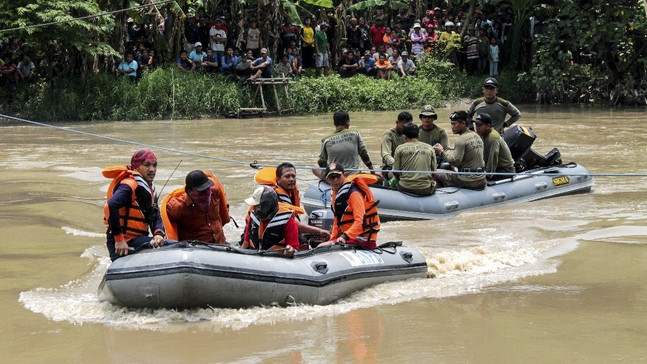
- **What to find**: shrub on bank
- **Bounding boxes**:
[0,58,534,121]
[2,69,244,121]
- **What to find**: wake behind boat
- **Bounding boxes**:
[98,241,427,309]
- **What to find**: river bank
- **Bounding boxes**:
[0,60,535,122]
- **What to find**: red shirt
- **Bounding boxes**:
[243,215,300,249]
[165,185,230,244]
[369,25,386,47]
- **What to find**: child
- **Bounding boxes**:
[488,37,499,76]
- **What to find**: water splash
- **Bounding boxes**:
[18,234,574,332]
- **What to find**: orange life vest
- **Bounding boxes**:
[332,174,381,244]
[102,165,155,241]
[245,202,304,250]
[159,171,227,241]
[254,167,301,207]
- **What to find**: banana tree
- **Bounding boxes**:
[507,0,539,69]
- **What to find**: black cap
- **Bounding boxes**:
[185,170,214,192]
[474,113,492,125]
[483,77,499,88]
[402,123,419,139]
[324,162,345,178]
[449,111,468,121]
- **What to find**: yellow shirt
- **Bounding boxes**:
[302,26,315,46]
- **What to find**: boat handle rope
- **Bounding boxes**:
[317,180,332,208]
[372,241,402,255]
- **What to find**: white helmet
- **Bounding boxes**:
[445,21,455,27]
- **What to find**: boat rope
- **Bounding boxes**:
[0,113,252,167]
[2,113,647,178]
[0,0,175,34]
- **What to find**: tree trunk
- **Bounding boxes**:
[460,0,477,40]
[164,12,185,63]
[260,0,283,57]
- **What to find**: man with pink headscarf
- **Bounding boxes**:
[103,149,165,261]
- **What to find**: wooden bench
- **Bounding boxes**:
[236,77,294,117]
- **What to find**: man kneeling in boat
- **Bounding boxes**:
[255,163,330,239]
[432,111,487,190]
[161,170,230,244]
[393,123,437,196]
[318,163,381,249]
[103,149,165,261]
[241,186,301,257]
[473,113,515,181]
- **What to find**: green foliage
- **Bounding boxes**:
[282,0,333,26]
[0,54,543,121]
[299,0,333,8]
[1,68,244,121]
[347,0,410,12]
[528,0,647,104]
[288,73,445,114]
[0,0,118,57]
[416,56,470,100]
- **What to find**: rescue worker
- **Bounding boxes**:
[255,163,330,239]
[319,163,381,249]
[417,105,449,149]
[241,186,300,257]
[103,149,165,261]
[161,170,230,243]
[380,111,413,178]
[393,123,437,196]
[467,77,521,134]
[432,111,487,190]
[314,109,378,179]
[473,113,515,180]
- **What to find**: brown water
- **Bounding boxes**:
[2,106,647,363]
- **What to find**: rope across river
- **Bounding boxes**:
[2,113,646,178]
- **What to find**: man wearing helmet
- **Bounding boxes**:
[439,21,460,65]
[241,186,300,257]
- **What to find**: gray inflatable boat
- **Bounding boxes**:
[98,241,427,309]
[303,163,594,222]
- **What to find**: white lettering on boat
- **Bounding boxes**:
[340,251,385,266]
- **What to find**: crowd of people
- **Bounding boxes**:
[113,5,517,83]
[1,3,602,103]
[103,76,520,260]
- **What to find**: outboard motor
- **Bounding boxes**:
[504,125,536,161]
[308,209,335,232]
[505,126,563,171]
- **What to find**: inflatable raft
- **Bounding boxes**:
[302,162,594,222]
[98,241,427,309]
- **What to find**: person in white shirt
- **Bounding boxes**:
[397,51,417,77]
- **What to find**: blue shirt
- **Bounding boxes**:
[176,58,193,71]
[361,57,376,70]
[188,50,206,63]
[252,56,273,77]
[118,60,138,77]
[221,55,241,71]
